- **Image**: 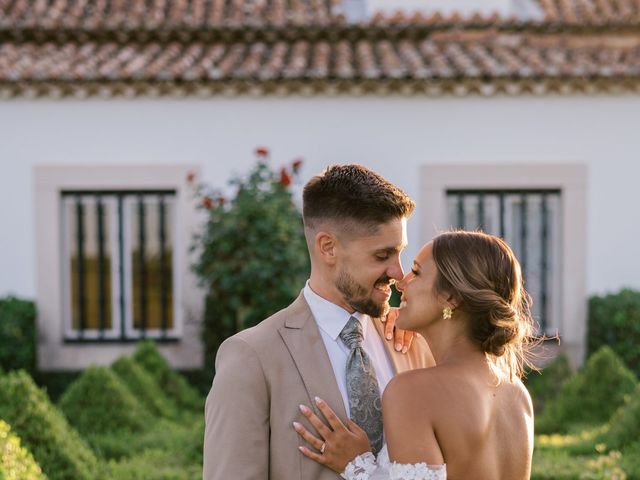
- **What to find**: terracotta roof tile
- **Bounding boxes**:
[4,30,636,85]
[1,1,640,96]
[2,0,640,31]
[0,0,337,30]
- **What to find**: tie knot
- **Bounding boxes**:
[339,316,364,350]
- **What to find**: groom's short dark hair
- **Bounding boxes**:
[302,164,415,233]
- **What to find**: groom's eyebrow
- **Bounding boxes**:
[383,243,407,253]
[374,245,404,255]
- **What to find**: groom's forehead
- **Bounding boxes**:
[353,219,407,249]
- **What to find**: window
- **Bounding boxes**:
[61,190,177,341]
[446,189,562,334]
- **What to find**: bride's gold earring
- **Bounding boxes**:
[442,307,453,320]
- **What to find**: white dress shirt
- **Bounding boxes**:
[303,281,395,418]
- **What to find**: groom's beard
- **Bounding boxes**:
[336,269,391,318]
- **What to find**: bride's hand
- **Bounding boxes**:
[294,397,371,473]
[382,307,417,354]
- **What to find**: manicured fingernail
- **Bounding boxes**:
[386,333,393,340]
[402,346,408,354]
[298,446,306,452]
[293,422,302,430]
[299,404,310,414]
[395,343,402,351]
[315,396,324,405]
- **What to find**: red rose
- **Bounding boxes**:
[202,196,214,210]
[217,197,226,206]
[186,171,196,184]
[255,147,270,157]
[292,158,303,173]
[280,168,292,187]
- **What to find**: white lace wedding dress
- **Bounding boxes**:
[341,445,446,480]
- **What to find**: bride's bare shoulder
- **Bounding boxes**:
[381,368,447,464]
[382,367,448,413]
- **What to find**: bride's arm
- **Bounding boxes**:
[382,373,445,465]
[295,392,446,480]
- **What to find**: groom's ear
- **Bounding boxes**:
[316,231,337,265]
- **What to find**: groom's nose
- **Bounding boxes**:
[387,257,404,282]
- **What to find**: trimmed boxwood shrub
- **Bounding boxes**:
[88,416,204,463]
[526,355,574,415]
[133,341,203,412]
[111,356,175,418]
[599,382,640,451]
[0,419,46,480]
[621,440,640,479]
[0,370,98,480]
[588,288,640,377]
[32,371,81,403]
[58,366,151,436]
[0,297,37,373]
[536,346,637,434]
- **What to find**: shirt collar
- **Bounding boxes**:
[303,280,368,341]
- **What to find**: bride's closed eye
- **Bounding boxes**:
[411,267,419,276]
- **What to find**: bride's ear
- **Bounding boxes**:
[444,293,462,310]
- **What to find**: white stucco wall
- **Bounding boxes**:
[1,94,639,301]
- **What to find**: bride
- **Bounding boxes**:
[294,231,536,480]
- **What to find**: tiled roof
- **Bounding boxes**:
[1,0,639,97]
[2,0,640,31]
[0,0,339,30]
[537,0,640,25]
[370,0,640,27]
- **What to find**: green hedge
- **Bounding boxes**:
[0,370,98,480]
[588,288,640,377]
[92,415,204,464]
[620,440,640,479]
[600,382,640,451]
[536,347,638,434]
[0,297,36,373]
[58,366,151,438]
[133,341,203,412]
[111,356,175,418]
[531,449,627,480]
[526,355,574,416]
[0,419,46,480]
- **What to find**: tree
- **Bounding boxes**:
[191,150,310,369]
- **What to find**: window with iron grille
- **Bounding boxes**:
[445,189,562,334]
[61,190,178,342]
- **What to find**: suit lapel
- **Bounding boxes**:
[278,293,348,422]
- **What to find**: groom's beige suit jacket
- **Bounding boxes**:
[203,291,434,480]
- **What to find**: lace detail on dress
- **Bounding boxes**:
[341,452,378,480]
[341,446,446,480]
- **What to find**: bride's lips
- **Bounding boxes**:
[399,296,407,309]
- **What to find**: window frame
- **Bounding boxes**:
[444,188,562,335]
[60,190,180,342]
[420,163,588,366]
[34,165,203,370]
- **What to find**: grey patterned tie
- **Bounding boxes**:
[339,316,383,455]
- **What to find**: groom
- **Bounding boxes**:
[203,164,434,479]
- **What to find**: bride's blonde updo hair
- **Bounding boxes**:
[431,230,536,381]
